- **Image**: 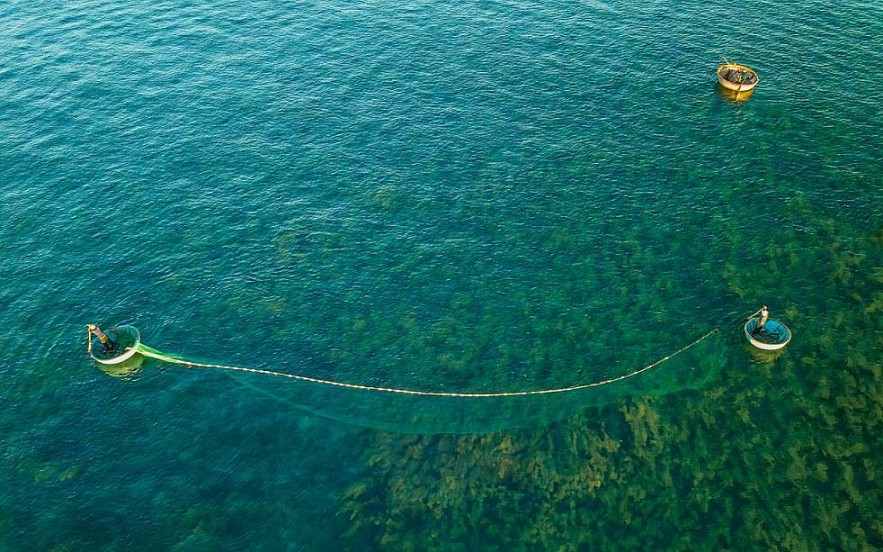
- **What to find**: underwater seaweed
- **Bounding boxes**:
[335,192,883,550]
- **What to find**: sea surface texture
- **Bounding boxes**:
[1,0,881,549]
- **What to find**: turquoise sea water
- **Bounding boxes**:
[1,0,881,549]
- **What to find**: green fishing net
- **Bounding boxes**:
[129,330,724,434]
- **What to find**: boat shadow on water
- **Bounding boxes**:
[742,341,786,364]
[96,355,145,379]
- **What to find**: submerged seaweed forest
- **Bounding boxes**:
[337,205,882,550]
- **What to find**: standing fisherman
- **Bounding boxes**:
[752,306,769,335]
[88,324,119,354]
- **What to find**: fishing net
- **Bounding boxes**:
[127,329,724,434]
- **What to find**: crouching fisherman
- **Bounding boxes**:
[88,324,119,355]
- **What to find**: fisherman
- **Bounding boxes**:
[88,324,119,355]
[752,306,769,335]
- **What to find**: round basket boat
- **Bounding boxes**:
[88,325,141,365]
[744,318,791,351]
[717,63,759,92]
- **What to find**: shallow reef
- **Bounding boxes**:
[336,204,882,550]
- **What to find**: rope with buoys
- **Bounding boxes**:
[132,329,720,398]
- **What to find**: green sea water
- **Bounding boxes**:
[1,0,881,549]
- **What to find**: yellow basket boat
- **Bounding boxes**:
[716,62,759,92]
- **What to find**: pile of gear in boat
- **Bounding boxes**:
[720,67,758,85]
